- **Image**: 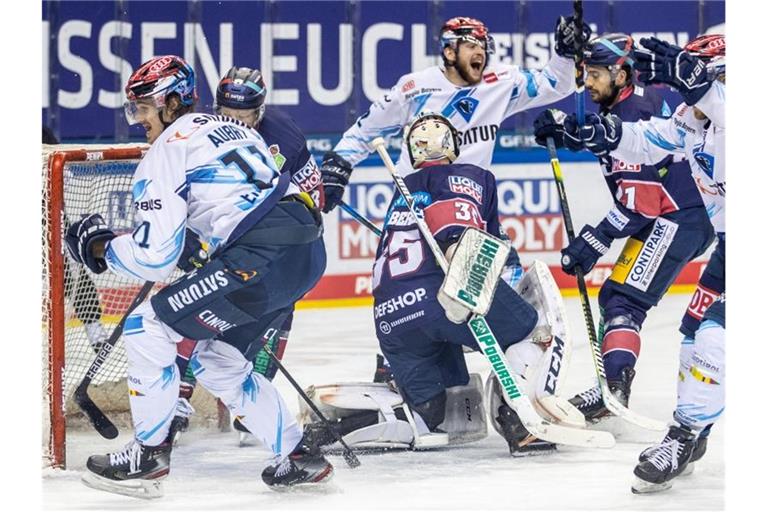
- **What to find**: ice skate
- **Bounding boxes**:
[569,366,635,422]
[632,424,696,494]
[81,439,172,499]
[261,441,334,488]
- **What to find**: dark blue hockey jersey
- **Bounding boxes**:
[257,107,323,208]
[372,163,515,333]
[594,85,705,240]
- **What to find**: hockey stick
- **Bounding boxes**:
[260,337,361,468]
[544,138,666,431]
[74,280,155,439]
[340,200,382,237]
[373,138,614,448]
[573,0,586,125]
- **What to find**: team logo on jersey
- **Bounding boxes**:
[692,143,715,179]
[449,175,483,202]
[453,97,479,123]
[268,144,286,170]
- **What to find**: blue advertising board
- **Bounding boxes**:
[42,0,724,147]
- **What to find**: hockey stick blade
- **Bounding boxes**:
[74,280,155,439]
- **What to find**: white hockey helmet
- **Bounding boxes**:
[405,112,460,169]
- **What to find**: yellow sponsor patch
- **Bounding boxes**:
[690,365,720,385]
[610,238,643,284]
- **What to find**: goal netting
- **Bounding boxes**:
[42,144,224,469]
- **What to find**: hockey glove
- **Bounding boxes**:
[554,15,592,59]
[561,113,586,152]
[65,214,115,274]
[177,229,209,272]
[560,225,611,276]
[533,109,568,149]
[320,151,353,213]
[635,37,713,106]
[564,112,622,157]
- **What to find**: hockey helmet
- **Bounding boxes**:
[684,34,725,80]
[440,17,496,56]
[406,112,460,169]
[584,33,636,69]
[124,55,197,125]
[215,67,268,124]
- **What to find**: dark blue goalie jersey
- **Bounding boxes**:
[372,163,515,334]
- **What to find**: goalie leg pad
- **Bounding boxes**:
[437,373,488,445]
[298,382,491,450]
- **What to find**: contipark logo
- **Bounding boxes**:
[627,218,677,292]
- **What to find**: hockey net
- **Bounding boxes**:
[42,144,224,469]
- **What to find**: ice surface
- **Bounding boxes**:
[43,294,723,510]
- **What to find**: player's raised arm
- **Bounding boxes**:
[502,15,589,117]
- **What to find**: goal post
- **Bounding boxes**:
[42,145,224,469]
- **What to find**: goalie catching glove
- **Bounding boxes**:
[65,213,115,274]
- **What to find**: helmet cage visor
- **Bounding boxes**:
[123,96,164,126]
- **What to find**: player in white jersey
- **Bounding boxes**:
[65,55,331,498]
[561,35,725,493]
[320,15,592,213]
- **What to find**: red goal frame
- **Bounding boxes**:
[45,147,146,469]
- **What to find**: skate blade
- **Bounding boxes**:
[81,471,165,499]
[631,476,673,495]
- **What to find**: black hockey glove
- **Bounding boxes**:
[635,37,714,106]
[561,225,611,276]
[563,112,622,156]
[177,229,209,272]
[320,151,353,213]
[65,214,115,274]
[533,109,568,149]
[554,15,592,59]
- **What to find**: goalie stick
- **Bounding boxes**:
[260,331,361,469]
[74,280,155,439]
[372,137,614,449]
[545,138,666,432]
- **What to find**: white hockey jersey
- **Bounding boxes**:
[611,82,725,233]
[333,55,576,175]
[105,113,297,282]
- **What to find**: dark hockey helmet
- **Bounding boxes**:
[124,55,197,125]
[405,112,460,169]
[440,17,496,56]
[684,34,725,80]
[584,33,636,69]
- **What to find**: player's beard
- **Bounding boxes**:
[455,58,484,85]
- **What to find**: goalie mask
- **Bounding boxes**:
[405,113,460,169]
